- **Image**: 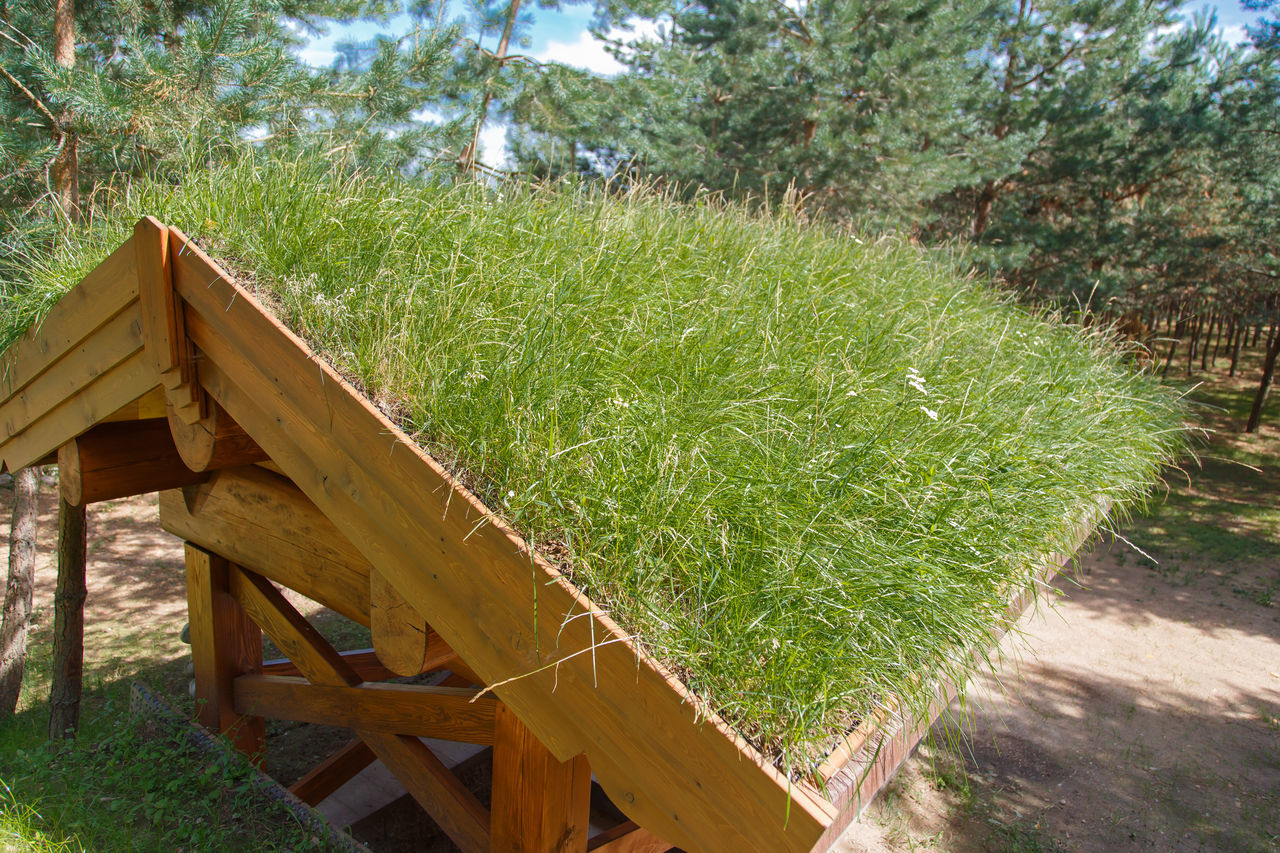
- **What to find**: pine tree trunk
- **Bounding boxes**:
[1162,318,1183,379]
[1230,317,1243,377]
[0,468,40,715]
[1186,312,1201,377]
[1246,320,1280,433]
[972,182,997,239]
[1203,311,1217,371]
[48,496,87,738]
[457,0,523,174]
[52,0,78,220]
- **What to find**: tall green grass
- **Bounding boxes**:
[2,155,1185,775]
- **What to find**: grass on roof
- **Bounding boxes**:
[1,155,1185,777]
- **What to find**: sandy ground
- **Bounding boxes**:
[835,540,1280,853]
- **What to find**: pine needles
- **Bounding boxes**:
[3,155,1186,776]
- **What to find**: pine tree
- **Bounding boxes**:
[576,0,1011,230]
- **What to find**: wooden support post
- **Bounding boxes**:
[492,703,591,853]
[184,543,264,759]
[48,496,87,738]
[59,419,208,505]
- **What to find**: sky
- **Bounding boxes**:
[293,1,1270,164]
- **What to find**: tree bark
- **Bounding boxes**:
[1186,311,1201,377]
[1162,318,1183,379]
[1246,319,1280,433]
[1230,317,1243,377]
[48,496,87,738]
[457,0,523,174]
[52,0,78,220]
[0,468,40,715]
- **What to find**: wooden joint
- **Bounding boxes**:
[167,399,268,472]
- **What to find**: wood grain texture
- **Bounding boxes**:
[58,418,208,505]
[184,543,265,759]
[588,822,671,853]
[289,738,376,806]
[228,565,360,688]
[233,675,497,744]
[1,350,157,471]
[0,238,138,401]
[158,466,372,625]
[371,568,430,676]
[166,399,267,471]
[492,702,591,853]
[362,731,491,853]
[0,305,143,442]
[168,226,833,852]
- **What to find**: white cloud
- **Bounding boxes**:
[296,43,337,67]
[1221,24,1250,46]
[479,122,510,169]
[534,30,627,76]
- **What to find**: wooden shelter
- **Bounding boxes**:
[0,219,1050,852]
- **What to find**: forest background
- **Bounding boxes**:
[2,0,1278,424]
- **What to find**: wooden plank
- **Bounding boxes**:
[167,399,267,471]
[227,565,361,688]
[262,648,399,682]
[289,738,376,807]
[492,703,591,853]
[135,216,204,423]
[158,466,371,625]
[58,418,209,505]
[0,238,138,401]
[361,731,491,853]
[261,641,462,682]
[1,349,156,471]
[184,543,265,759]
[170,235,833,852]
[103,387,167,423]
[588,822,671,853]
[233,675,497,744]
[371,568,430,677]
[135,217,181,382]
[0,305,144,441]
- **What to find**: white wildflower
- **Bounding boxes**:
[921,406,938,420]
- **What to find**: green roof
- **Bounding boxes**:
[5,155,1184,774]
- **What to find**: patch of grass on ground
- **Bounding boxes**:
[0,701,343,851]
[1124,359,1280,611]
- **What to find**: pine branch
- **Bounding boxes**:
[0,63,59,131]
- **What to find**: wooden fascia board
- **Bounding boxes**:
[163,226,835,852]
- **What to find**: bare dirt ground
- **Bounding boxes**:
[3,365,1277,852]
